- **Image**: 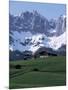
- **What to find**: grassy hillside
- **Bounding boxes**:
[9,56,66,89]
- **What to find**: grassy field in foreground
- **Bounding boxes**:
[9,56,66,89]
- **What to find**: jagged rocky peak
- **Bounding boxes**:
[55,15,66,36]
[9,11,66,60]
[9,11,49,34]
[9,11,66,37]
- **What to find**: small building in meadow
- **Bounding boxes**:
[33,47,57,58]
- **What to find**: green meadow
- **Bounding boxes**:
[9,56,66,89]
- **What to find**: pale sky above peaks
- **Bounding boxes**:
[9,1,66,19]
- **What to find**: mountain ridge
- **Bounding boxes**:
[9,11,66,60]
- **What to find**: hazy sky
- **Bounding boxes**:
[9,1,66,19]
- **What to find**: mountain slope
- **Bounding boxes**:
[9,11,66,60]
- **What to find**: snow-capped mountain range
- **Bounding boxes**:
[9,11,66,58]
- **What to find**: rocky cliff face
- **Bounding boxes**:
[9,11,66,60]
